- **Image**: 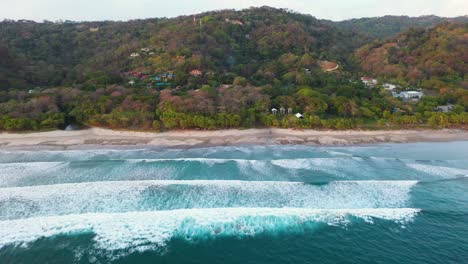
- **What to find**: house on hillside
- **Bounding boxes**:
[271,108,278,115]
[295,113,304,119]
[89,27,99,32]
[130,53,140,58]
[383,83,397,91]
[190,70,203,76]
[361,77,378,88]
[280,107,286,115]
[394,91,424,101]
[225,18,243,25]
[141,48,150,52]
[435,104,454,113]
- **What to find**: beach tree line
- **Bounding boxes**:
[1,79,467,131]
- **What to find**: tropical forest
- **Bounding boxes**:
[0,7,467,131]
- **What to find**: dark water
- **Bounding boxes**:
[0,142,468,263]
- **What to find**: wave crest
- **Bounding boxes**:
[0,180,417,220]
[0,208,420,254]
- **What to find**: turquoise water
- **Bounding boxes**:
[1,142,468,263]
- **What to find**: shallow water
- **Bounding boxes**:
[1,142,468,263]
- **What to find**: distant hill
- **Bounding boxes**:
[356,22,467,89]
[0,7,365,90]
[1,8,466,91]
[332,15,468,39]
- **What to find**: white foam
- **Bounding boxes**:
[407,164,468,178]
[0,180,418,220]
[0,157,362,190]
[124,158,243,166]
[126,158,285,176]
[271,158,345,174]
[0,162,66,186]
[0,208,421,254]
[130,157,345,170]
[0,149,132,163]
[326,150,354,157]
[0,160,179,188]
[0,161,64,173]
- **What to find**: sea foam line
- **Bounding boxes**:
[0,208,421,254]
[0,156,395,165]
[0,179,419,190]
[0,180,418,220]
[406,164,468,178]
[0,161,64,170]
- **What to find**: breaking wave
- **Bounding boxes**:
[0,180,417,220]
[0,208,421,255]
[3,157,465,187]
[407,164,468,178]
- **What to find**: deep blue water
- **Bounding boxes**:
[1,142,468,263]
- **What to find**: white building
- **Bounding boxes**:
[280,107,286,115]
[435,104,454,113]
[130,53,140,58]
[361,77,378,87]
[394,91,424,101]
[383,83,397,91]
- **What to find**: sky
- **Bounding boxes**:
[0,0,467,22]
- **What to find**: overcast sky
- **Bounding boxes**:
[1,0,467,22]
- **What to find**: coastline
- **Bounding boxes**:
[0,128,467,150]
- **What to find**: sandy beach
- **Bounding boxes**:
[0,128,466,150]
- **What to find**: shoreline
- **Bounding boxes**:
[0,128,467,150]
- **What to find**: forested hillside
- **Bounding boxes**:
[356,23,467,89]
[0,7,467,131]
[333,15,468,39]
[0,7,365,90]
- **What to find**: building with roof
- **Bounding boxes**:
[361,77,378,87]
[190,70,203,76]
[383,83,398,91]
[280,107,286,115]
[435,104,454,113]
[394,91,424,101]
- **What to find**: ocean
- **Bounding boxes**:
[1,142,468,264]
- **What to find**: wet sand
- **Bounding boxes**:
[0,128,467,150]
